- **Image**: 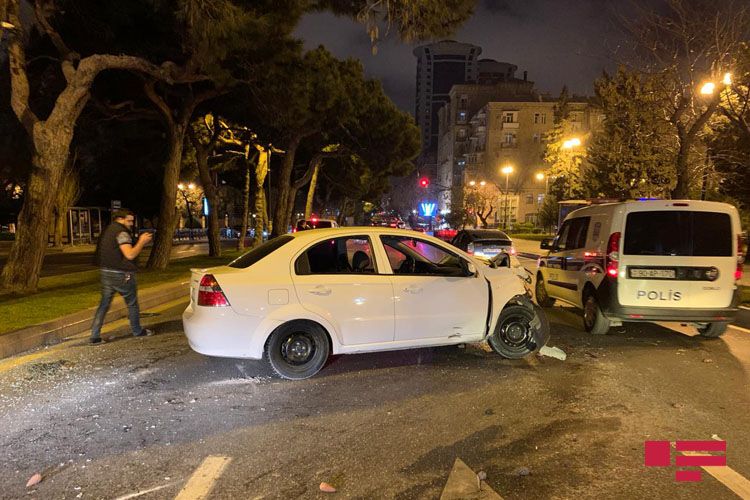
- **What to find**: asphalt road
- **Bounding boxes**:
[0,240,240,277]
[1,296,749,498]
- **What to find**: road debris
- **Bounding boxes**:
[319,482,337,493]
[703,358,714,363]
[513,467,531,476]
[26,473,42,488]
[539,345,567,361]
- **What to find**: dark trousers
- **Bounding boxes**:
[90,270,143,340]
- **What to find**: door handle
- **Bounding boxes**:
[308,286,332,296]
[403,285,423,294]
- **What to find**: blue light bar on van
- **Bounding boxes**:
[637,197,661,201]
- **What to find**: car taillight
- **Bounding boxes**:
[198,274,230,307]
[467,242,475,255]
[605,232,621,278]
[510,246,517,255]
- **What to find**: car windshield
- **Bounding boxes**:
[624,211,732,256]
[227,235,294,268]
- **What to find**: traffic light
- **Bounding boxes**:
[419,177,429,188]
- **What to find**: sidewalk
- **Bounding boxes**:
[0,279,189,359]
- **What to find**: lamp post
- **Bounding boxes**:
[501,165,513,229]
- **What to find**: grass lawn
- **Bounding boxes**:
[0,251,242,335]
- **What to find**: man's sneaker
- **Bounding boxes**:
[133,329,154,337]
[90,337,106,345]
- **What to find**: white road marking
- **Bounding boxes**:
[678,436,750,499]
[739,306,750,311]
[174,455,232,500]
[113,481,180,500]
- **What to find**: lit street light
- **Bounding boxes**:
[178,182,197,239]
[501,165,513,228]
[469,180,476,186]
[536,171,549,195]
[700,82,716,95]
[479,180,486,187]
[723,72,732,86]
[562,137,582,149]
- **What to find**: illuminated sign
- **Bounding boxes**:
[419,202,437,217]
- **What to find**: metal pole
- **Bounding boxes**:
[504,174,510,228]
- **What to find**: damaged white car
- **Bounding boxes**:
[183,228,550,379]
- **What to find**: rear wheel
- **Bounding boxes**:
[583,294,610,335]
[535,274,555,307]
[697,322,728,338]
[265,321,330,380]
[488,304,547,359]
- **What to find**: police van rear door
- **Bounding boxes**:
[618,202,737,309]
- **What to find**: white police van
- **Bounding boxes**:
[535,200,744,337]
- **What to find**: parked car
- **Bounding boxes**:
[535,200,744,337]
[450,229,516,258]
[183,228,550,379]
[294,218,339,231]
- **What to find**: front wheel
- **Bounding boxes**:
[489,303,549,359]
[583,294,610,335]
[697,322,728,338]
[265,321,330,380]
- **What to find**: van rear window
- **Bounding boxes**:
[228,235,294,268]
[624,211,732,256]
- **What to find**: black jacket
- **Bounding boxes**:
[94,222,138,272]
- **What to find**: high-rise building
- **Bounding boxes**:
[413,41,482,155]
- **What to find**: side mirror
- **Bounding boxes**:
[540,238,554,250]
[462,260,477,276]
[496,252,511,268]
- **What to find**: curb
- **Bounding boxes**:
[0,280,189,359]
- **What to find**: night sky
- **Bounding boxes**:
[295,0,627,112]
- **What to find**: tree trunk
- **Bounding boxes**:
[671,140,690,199]
[238,164,251,251]
[271,136,301,237]
[147,126,186,269]
[305,162,320,219]
[253,145,271,247]
[191,126,221,257]
[1,124,72,292]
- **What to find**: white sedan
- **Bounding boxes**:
[183,228,549,379]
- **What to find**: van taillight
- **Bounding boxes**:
[198,274,230,307]
[606,232,621,278]
[467,242,475,255]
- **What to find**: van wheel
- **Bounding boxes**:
[265,321,330,380]
[535,274,555,307]
[697,322,728,338]
[583,294,610,335]
[488,305,541,359]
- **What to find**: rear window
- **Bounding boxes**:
[624,211,732,256]
[228,235,294,268]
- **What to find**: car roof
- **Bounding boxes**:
[458,229,511,240]
[288,226,454,244]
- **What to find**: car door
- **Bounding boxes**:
[379,235,488,342]
[545,220,570,300]
[559,217,590,305]
[292,235,394,345]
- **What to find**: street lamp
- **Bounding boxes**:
[501,165,513,229]
[535,172,549,195]
[700,82,716,95]
[479,180,486,187]
[469,180,476,186]
[562,137,582,149]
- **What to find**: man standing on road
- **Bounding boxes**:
[90,209,154,344]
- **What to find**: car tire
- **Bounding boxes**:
[535,274,555,307]
[583,294,610,335]
[697,322,728,338]
[488,304,546,359]
[265,321,330,380]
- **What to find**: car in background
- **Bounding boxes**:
[183,227,550,379]
[294,218,339,232]
[371,215,406,229]
[450,229,516,258]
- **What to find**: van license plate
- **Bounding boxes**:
[630,268,675,279]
